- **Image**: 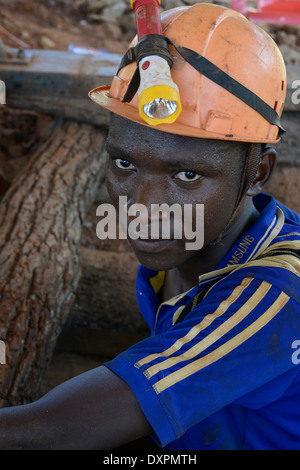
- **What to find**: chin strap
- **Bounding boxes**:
[237,143,263,207]
[213,143,262,246]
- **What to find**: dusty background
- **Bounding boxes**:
[1,0,300,200]
[1,0,300,62]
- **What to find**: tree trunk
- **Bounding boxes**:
[0,118,107,406]
[67,246,145,333]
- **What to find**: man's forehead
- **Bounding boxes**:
[107,115,246,164]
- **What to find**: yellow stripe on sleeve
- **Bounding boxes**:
[135,277,254,369]
[153,291,290,394]
[145,280,271,378]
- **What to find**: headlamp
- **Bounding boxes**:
[131,0,182,126]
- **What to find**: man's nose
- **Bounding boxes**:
[122,178,168,222]
[131,177,160,205]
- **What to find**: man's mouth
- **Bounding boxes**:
[129,237,178,253]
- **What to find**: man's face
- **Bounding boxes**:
[105,115,246,271]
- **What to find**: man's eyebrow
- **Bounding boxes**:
[105,140,131,160]
[159,159,198,169]
[106,141,189,167]
[160,152,226,170]
[105,139,227,170]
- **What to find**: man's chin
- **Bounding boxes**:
[129,237,202,272]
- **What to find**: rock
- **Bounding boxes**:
[119,12,136,32]
[101,2,127,21]
[162,0,186,9]
[265,166,300,214]
[40,36,56,49]
[279,44,300,66]
[101,21,123,41]
[86,0,109,12]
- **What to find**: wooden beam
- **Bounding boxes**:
[0,48,121,125]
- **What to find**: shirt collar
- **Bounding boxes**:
[217,193,284,270]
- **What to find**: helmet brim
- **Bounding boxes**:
[89,86,280,144]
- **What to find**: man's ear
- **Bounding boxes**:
[247,147,277,197]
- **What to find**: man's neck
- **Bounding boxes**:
[161,197,260,301]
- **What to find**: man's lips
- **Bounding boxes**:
[129,237,178,253]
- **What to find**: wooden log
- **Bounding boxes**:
[67,246,147,333]
[0,119,107,406]
[0,48,120,126]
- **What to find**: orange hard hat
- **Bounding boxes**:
[89,3,286,144]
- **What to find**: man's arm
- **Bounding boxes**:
[0,365,152,450]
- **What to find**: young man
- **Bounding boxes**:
[0,3,300,450]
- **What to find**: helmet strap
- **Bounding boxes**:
[213,143,262,246]
[119,34,285,137]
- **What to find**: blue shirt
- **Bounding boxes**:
[105,193,300,449]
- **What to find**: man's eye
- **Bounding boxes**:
[175,171,201,182]
[113,159,135,170]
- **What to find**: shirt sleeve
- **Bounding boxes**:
[105,268,300,447]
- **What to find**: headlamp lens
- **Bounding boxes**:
[143,98,178,119]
